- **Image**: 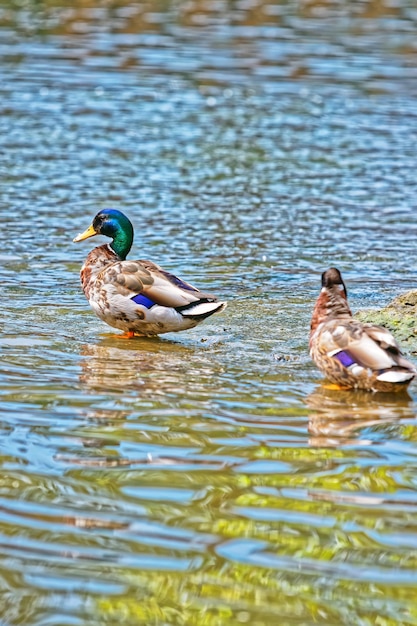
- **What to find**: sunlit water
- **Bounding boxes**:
[2,1,417,624]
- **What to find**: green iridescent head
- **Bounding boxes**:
[73,209,134,260]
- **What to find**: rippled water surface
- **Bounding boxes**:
[2,1,417,624]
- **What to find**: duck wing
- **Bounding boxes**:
[101,259,219,308]
[320,319,410,371]
[362,323,416,371]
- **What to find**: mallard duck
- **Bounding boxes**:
[309,268,416,392]
[73,209,226,337]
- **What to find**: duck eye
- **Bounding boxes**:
[93,216,104,230]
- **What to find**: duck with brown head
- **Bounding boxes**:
[309,268,416,393]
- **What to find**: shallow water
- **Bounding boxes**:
[2,1,417,624]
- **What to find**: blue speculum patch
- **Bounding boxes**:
[333,350,356,367]
[131,293,155,309]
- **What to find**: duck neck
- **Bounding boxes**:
[310,286,352,334]
[110,222,133,260]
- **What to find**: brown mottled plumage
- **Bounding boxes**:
[309,268,416,393]
[74,209,226,337]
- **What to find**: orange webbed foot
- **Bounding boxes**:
[322,382,352,391]
[117,331,136,339]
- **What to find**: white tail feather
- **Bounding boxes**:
[377,371,415,384]
[181,301,226,318]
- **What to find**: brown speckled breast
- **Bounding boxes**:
[80,244,119,300]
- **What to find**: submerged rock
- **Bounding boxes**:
[356,290,417,353]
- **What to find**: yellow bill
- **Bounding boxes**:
[73,224,97,243]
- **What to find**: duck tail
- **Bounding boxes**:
[178,300,227,320]
[376,369,416,384]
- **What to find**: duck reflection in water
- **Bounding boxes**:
[305,384,416,447]
[78,334,216,396]
[62,336,229,471]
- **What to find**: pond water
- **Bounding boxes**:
[2,1,417,624]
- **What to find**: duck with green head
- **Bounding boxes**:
[74,209,226,337]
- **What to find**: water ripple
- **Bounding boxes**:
[2,1,417,624]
